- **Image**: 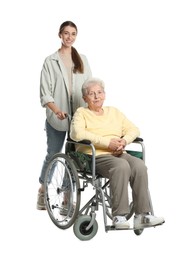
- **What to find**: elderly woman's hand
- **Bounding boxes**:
[118,138,127,149]
[108,138,122,151]
[108,138,127,156]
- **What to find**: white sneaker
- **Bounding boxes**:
[113,216,130,229]
[134,214,165,229]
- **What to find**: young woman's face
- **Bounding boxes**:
[59,25,77,47]
[83,84,105,110]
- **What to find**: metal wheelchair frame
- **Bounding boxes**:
[44,137,154,240]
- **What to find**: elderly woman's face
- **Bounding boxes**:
[83,84,105,110]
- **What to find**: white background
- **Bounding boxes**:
[1,0,196,259]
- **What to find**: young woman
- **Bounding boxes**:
[37,21,92,210]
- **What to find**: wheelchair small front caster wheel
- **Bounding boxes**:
[134,228,144,236]
[73,215,98,241]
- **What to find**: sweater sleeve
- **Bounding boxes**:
[70,108,110,148]
[40,59,54,107]
[121,113,140,144]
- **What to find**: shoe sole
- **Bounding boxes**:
[134,220,165,230]
[115,226,130,230]
[60,208,74,217]
[36,204,46,210]
[114,223,130,229]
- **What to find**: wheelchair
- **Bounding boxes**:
[44,137,155,241]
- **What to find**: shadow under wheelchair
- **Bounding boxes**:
[44,137,164,241]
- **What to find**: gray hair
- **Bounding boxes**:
[82,78,105,96]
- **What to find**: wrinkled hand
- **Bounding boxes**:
[112,150,124,157]
[108,138,127,156]
[108,138,122,151]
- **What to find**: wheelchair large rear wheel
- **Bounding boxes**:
[44,153,81,229]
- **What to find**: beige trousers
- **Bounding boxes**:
[95,153,152,216]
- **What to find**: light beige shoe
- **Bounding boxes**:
[59,202,75,217]
[36,192,46,210]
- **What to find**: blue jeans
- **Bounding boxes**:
[39,120,66,184]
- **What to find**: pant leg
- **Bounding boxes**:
[95,154,131,216]
[120,153,152,214]
[39,120,66,184]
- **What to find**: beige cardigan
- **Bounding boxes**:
[40,51,92,131]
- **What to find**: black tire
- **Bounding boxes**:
[134,228,144,235]
[44,153,81,229]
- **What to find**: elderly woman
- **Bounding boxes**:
[70,78,164,229]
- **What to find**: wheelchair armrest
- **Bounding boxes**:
[133,137,143,142]
[67,137,92,145]
[77,139,92,145]
[67,136,143,144]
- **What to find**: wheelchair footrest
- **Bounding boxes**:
[106,221,164,231]
[106,225,133,231]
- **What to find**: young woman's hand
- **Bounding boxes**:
[56,111,67,120]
